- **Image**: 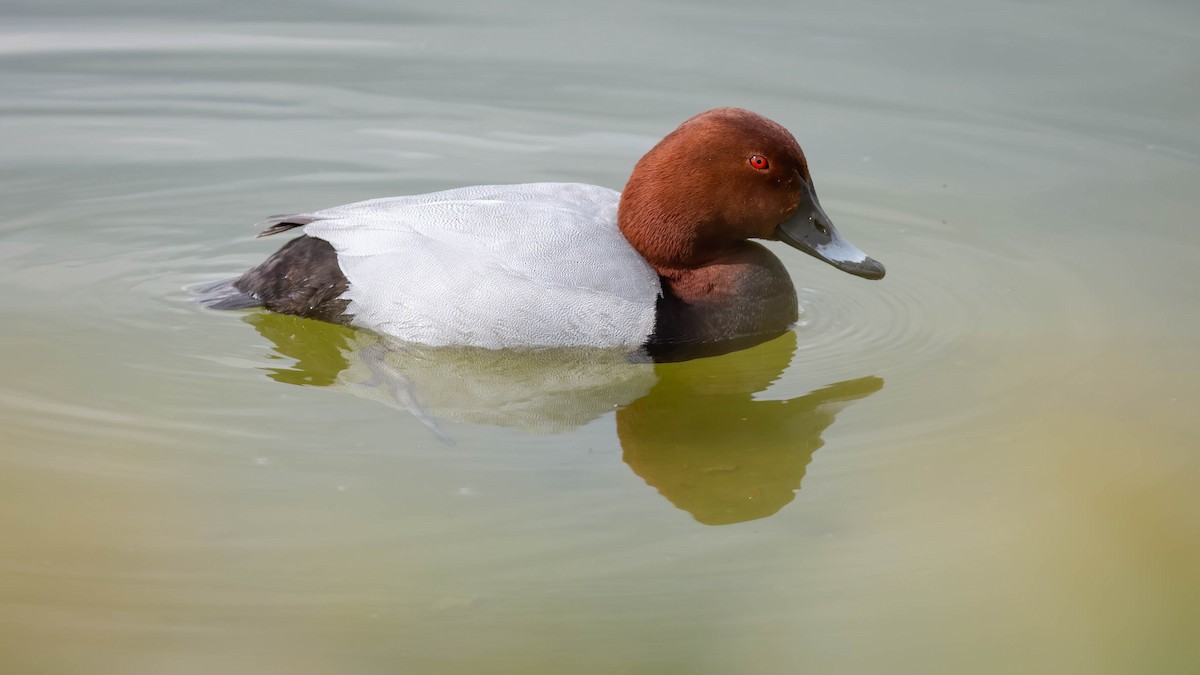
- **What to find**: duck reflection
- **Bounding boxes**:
[247,313,882,524]
[247,313,656,438]
[617,333,882,524]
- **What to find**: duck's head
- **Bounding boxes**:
[618,108,885,280]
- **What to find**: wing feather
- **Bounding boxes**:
[287,183,660,348]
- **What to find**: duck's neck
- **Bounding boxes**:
[648,241,799,351]
[617,178,798,353]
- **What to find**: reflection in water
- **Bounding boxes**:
[618,332,883,524]
[248,313,656,437]
[249,313,882,523]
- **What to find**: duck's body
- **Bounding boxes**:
[204,183,659,348]
[198,108,884,353]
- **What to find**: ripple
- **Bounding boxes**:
[781,199,1111,436]
[0,28,390,57]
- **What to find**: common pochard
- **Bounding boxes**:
[197,108,885,355]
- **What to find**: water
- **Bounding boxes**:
[2,0,1198,672]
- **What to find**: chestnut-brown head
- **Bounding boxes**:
[618,108,884,280]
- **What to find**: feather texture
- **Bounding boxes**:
[275,183,660,349]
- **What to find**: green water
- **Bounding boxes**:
[1,1,1198,672]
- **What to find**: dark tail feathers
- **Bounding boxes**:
[191,277,262,310]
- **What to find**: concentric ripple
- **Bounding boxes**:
[774,198,1111,437]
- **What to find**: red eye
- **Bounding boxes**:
[749,155,770,170]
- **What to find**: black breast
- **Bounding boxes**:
[645,244,799,362]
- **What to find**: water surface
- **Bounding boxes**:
[2,1,1198,673]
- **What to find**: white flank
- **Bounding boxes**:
[293,183,660,349]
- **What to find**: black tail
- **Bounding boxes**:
[192,277,263,310]
[194,235,351,324]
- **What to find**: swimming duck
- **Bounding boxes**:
[197,108,884,353]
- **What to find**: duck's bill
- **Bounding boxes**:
[774,183,885,280]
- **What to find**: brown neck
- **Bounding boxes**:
[619,216,724,275]
[616,133,751,275]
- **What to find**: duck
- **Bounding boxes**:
[196,108,884,355]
